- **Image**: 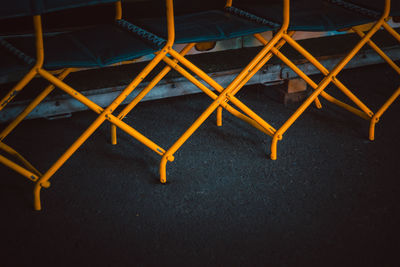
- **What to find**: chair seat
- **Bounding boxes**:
[235,0,376,31]
[4,23,162,70]
[136,9,275,44]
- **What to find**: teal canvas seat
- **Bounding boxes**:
[4,23,163,69]
[136,9,275,44]
[234,0,376,31]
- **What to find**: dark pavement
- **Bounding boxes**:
[1,62,400,266]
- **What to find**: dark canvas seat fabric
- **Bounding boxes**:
[234,0,376,31]
[3,23,162,69]
[136,9,275,44]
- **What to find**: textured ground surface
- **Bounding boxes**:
[1,63,400,266]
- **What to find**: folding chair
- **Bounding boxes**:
[227,0,397,158]
[0,0,178,210]
[111,0,383,183]
[325,0,400,141]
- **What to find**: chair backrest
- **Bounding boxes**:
[0,0,119,19]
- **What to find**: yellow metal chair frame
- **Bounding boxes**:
[2,0,396,210]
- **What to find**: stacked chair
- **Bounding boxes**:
[0,0,398,210]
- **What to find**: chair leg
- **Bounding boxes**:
[369,86,400,141]
[0,68,37,112]
[270,135,280,160]
[216,106,223,126]
[353,26,400,140]
[160,95,225,183]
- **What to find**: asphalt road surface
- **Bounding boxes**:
[1,62,400,266]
